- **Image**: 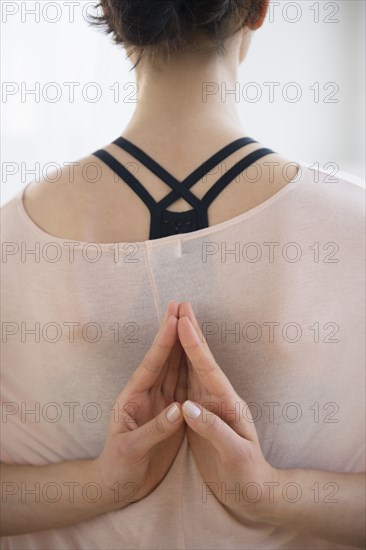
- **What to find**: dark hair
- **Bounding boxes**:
[89,0,263,67]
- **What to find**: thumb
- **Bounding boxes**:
[130,403,184,455]
[182,400,240,456]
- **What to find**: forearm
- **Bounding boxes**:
[0,460,126,536]
[255,469,365,548]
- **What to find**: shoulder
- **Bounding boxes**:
[280,164,365,266]
[11,150,135,242]
[22,150,114,211]
[297,162,364,201]
[291,163,365,222]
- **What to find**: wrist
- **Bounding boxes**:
[247,465,283,523]
[86,458,128,514]
[228,463,282,524]
[252,467,309,527]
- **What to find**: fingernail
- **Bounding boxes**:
[182,400,201,419]
[166,403,181,423]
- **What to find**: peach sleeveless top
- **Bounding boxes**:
[1,164,365,549]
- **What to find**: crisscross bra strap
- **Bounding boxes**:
[92,137,276,239]
[92,149,158,211]
[112,136,258,210]
[201,147,276,209]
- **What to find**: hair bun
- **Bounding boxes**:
[90,0,262,64]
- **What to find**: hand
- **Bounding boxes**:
[177,301,278,522]
[93,300,187,507]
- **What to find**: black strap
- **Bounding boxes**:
[93,149,158,212]
[201,147,275,208]
[113,136,258,210]
[92,138,276,225]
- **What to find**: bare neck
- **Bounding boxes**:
[123,51,247,148]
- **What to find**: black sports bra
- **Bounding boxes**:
[92,136,275,240]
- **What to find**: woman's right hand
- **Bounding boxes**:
[93,300,187,508]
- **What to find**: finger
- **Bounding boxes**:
[177,315,233,398]
[178,316,257,440]
[174,346,188,403]
[152,300,181,388]
[128,314,178,392]
[130,402,184,456]
[182,400,244,457]
[178,302,206,343]
[161,340,185,399]
[162,300,180,324]
[115,408,140,434]
[178,301,223,374]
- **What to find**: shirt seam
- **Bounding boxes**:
[142,245,163,324]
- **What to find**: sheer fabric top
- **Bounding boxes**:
[1,160,365,549]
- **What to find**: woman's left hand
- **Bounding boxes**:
[177,301,279,522]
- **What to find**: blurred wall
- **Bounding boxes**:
[1,0,365,205]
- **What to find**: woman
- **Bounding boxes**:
[1,0,364,548]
